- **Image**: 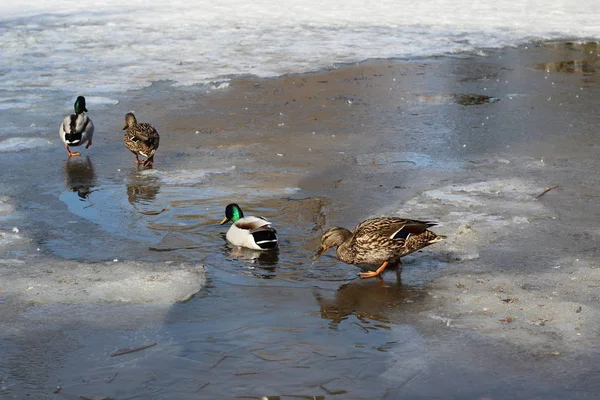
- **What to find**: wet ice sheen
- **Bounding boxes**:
[141,166,236,186]
[0,137,51,152]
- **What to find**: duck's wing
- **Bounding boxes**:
[130,128,149,142]
[390,219,438,240]
[73,114,91,133]
[354,217,436,240]
[234,216,272,231]
[133,123,159,141]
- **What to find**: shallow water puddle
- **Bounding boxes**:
[533,59,600,74]
[533,42,600,75]
[43,283,428,399]
[315,278,426,328]
[58,163,357,286]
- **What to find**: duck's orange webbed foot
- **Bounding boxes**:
[358,270,381,279]
[66,144,80,157]
[358,260,389,279]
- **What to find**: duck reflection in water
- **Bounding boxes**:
[63,156,96,199]
[223,240,280,267]
[126,172,160,206]
[314,276,422,328]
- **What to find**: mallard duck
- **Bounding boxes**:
[123,112,160,167]
[313,217,445,279]
[59,96,94,157]
[219,203,278,250]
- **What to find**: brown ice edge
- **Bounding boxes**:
[130,40,600,356]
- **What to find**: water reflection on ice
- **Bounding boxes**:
[315,278,425,328]
[225,244,280,267]
[63,156,97,200]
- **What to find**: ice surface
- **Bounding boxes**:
[356,151,458,169]
[0,94,43,110]
[0,137,51,152]
[0,197,29,249]
[1,0,599,98]
[1,259,205,304]
[0,197,14,217]
[0,231,28,248]
[141,166,236,186]
[68,96,119,107]
[390,178,550,262]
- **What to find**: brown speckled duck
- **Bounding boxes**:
[313,217,445,279]
[123,112,160,167]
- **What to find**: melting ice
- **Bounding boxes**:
[1,0,600,100]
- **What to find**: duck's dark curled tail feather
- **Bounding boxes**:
[251,226,278,250]
[64,131,82,144]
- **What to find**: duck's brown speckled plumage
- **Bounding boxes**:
[314,217,445,279]
[123,112,160,166]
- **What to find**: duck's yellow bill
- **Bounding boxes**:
[219,217,229,225]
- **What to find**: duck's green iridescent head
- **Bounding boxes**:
[74,96,88,114]
[220,203,244,225]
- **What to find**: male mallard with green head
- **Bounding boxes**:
[313,217,445,278]
[59,96,94,157]
[123,112,160,167]
[219,203,278,250]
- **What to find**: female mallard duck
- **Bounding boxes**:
[59,96,94,157]
[219,203,278,250]
[123,112,160,167]
[313,217,445,279]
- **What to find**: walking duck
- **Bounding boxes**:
[123,112,160,167]
[59,96,94,157]
[313,217,445,278]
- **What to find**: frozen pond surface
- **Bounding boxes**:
[1,42,600,398]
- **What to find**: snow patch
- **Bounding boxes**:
[80,96,120,106]
[2,1,599,94]
[2,260,206,304]
[0,230,28,248]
